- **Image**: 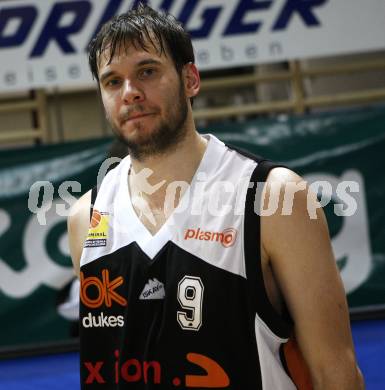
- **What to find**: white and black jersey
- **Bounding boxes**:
[79,134,312,389]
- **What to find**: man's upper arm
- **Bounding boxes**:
[261,168,363,389]
[67,190,92,277]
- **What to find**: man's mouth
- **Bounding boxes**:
[121,113,153,124]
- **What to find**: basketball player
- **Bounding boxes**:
[68,4,364,389]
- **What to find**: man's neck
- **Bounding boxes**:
[129,129,208,212]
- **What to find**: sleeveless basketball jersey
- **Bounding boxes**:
[79,134,312,389]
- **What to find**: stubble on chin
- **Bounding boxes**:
[106,83,189,161]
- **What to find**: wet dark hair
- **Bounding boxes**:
[88,3,195,81]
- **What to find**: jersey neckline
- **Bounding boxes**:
[115,134,224,259]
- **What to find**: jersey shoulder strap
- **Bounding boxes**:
[244,159,292,338]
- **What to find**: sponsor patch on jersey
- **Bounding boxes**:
[139,278,165,300]
[82,312,125,328]
[80,269,128,309]
[184,227,237,248]
[85,209,109,248]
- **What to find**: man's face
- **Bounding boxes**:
[98,41,189,161]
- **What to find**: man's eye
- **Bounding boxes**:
[140,68,156,78]
[106,79,121,87]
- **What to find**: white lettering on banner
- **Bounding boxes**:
[0,208,11,244]
[1,0,385,91]
[0,199,74,299]
[304,170,371,294]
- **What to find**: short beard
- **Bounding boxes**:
[110,83,189,162]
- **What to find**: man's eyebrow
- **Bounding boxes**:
[137,59,162,67]
[100,70,115,84]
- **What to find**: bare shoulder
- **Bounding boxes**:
[263,166,309,198]
[265,166,301,182]
[67,190,92,277]
[261,166,327,237]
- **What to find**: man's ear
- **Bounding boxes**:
[183,62,200,98]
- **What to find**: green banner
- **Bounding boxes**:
[0,107,384,349]
[0,138,111,348]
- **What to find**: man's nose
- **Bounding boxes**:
[121,80,144,104]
